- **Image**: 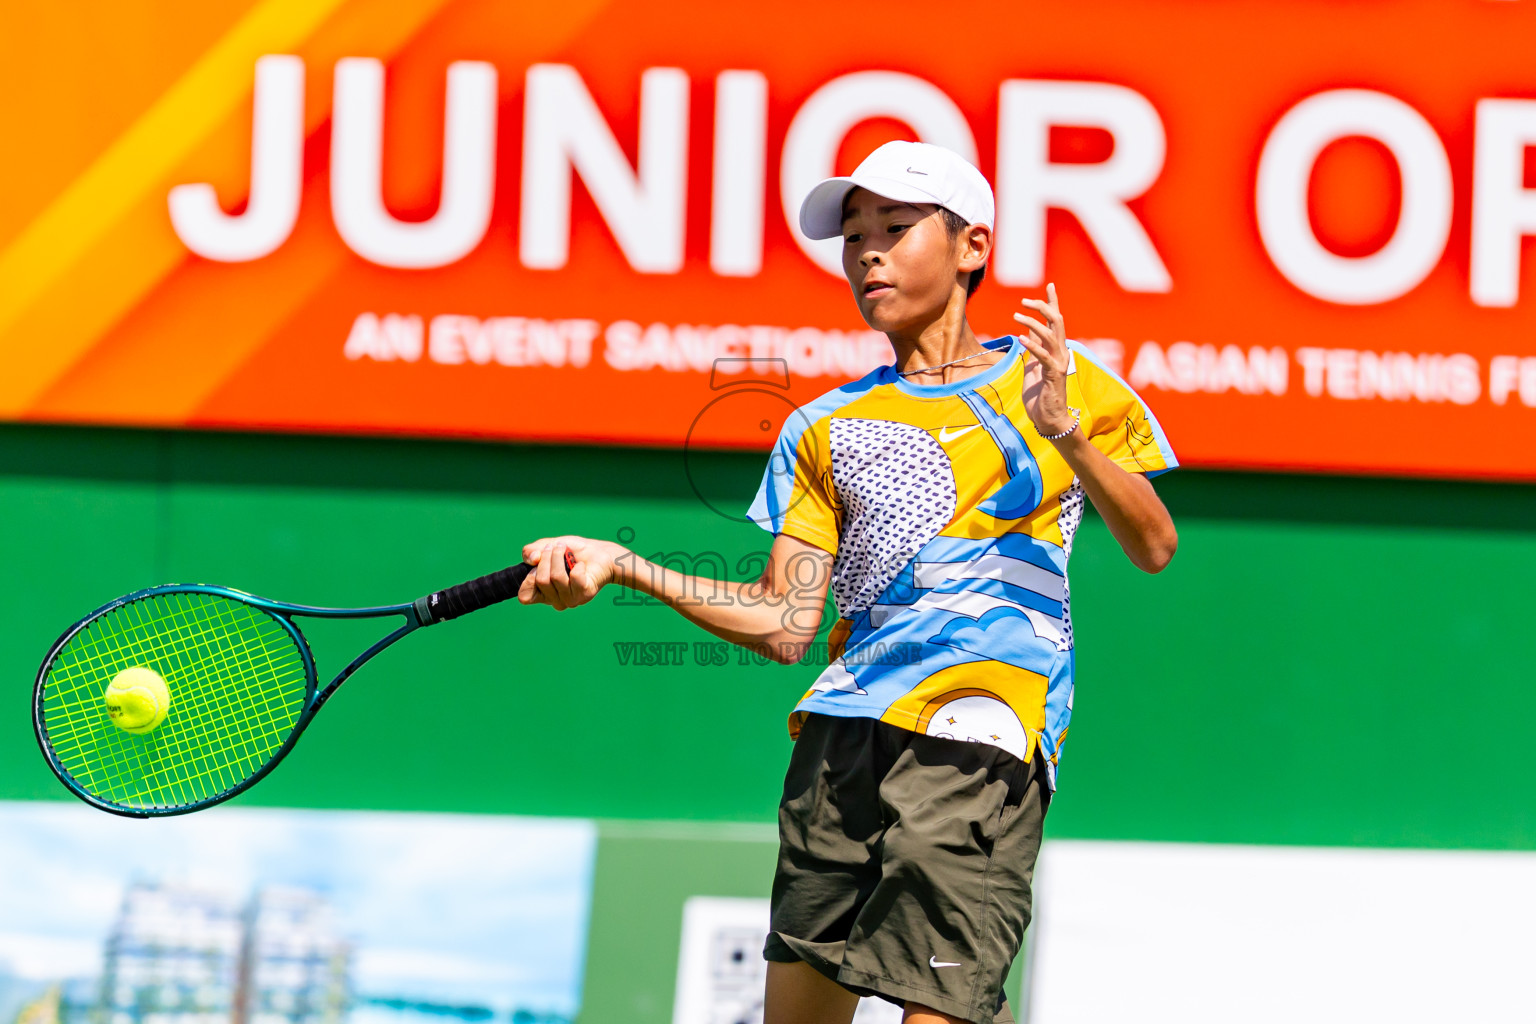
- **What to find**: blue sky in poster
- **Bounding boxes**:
[0,801,597,1017]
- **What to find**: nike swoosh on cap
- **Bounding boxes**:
[929,955,962,968]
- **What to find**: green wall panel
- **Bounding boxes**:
[2,425,1532,850]
[1059,518,1536,849]
[0,432,167,801]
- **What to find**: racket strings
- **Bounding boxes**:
[41,592,309,812]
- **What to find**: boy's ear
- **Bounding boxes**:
[957,222,993,273]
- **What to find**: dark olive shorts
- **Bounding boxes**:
[764,712,1050,1024]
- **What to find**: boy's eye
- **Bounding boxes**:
[844,233,862,245]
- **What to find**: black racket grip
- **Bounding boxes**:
[415,551,576,626]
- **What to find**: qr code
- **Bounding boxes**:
[672,897,902,1024]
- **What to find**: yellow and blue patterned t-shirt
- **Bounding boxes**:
[746,335,1176,788]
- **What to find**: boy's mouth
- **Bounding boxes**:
[862,279,894,299]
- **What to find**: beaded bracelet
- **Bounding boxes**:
[1037,409,1081,441]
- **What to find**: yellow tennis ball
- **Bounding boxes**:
[104,666,170,734]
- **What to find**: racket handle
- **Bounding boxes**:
[415,551,577,626]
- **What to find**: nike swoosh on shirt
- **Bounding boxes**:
[929,956,962,968]
[938,424,980,442]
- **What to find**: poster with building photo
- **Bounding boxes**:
[0,803,596,1024]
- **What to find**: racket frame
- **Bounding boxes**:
[33,583,423,819]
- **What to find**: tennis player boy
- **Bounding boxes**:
[518,140,1178,1024]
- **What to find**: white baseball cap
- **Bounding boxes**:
[798,140,995,240]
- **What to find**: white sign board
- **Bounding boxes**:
[672,897,903,1024]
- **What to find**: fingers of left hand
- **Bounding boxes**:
[1014,318,1064,367]
[1013,312,1054,341]
[1017,297,1063,329]
[1017,332,1059,370]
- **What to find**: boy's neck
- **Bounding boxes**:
[887,292,1002,386]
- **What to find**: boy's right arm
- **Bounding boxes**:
[516,532,833,666]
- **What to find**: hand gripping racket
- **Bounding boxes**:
[33,555,573,818]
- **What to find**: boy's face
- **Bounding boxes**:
[840,187,967,334]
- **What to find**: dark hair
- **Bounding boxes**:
[939,207,986,298]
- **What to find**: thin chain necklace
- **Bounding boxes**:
[895,347,1002,378]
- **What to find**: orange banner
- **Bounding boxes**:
[5,0,1536,479]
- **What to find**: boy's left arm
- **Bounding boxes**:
[1044,431,1178,573]
[1015,283,1179,574]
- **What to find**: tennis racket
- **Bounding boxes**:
[33,554,573,818]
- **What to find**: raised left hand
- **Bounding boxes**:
[1013,282,1076,437]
